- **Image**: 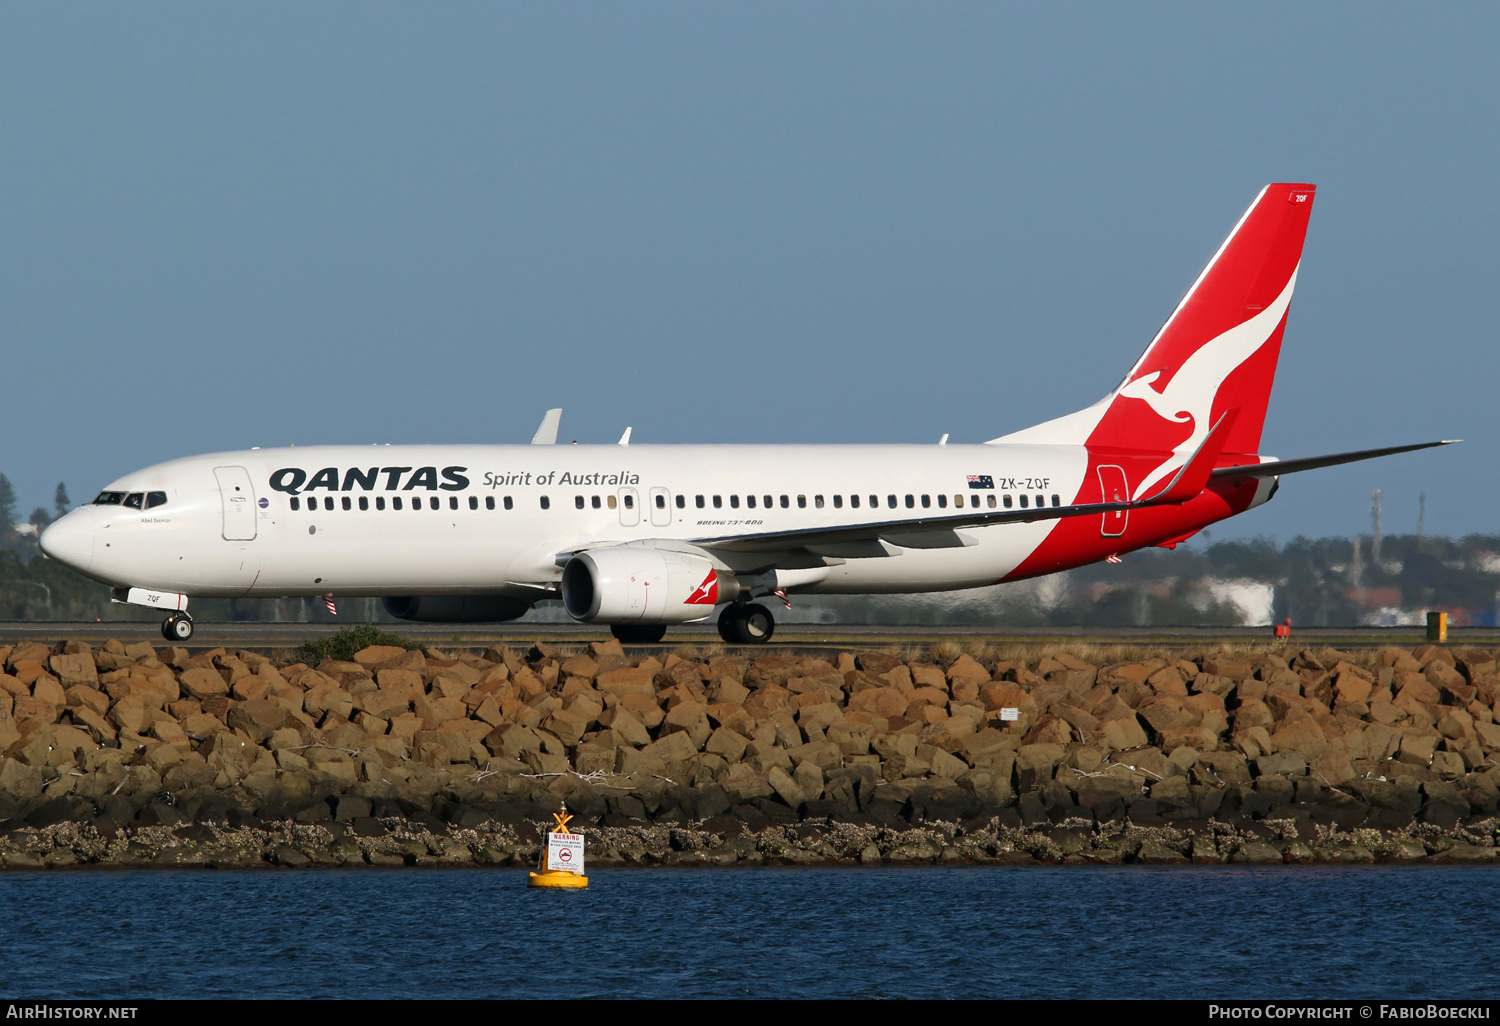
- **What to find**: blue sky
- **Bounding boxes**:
[1,3,1492,545]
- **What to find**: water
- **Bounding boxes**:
[1,866,1495,999]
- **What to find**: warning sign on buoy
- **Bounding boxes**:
[528,801,589,889]
[546,830,586,873]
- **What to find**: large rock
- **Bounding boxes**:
[228,698,289,744]
[48,653,97,688]
[1100,716,1149,751]
[1015,743,1066,790]
[179,667,229,700]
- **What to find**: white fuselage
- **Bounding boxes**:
[48,442,1101,600]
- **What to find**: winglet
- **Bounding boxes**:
[1144,408,1239,504]
[531,409,562,445]
[618,427,632,446]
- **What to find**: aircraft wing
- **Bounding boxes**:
[693,410,1240,555]
[693,498,1140,554]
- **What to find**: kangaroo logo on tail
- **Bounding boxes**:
[1119,266,1300,498]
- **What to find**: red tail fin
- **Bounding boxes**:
[991,183,1315,499]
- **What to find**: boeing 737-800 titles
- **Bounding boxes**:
[40,183,1451,643]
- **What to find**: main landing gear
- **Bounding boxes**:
[161,613,194,642]
[718,602,775,644]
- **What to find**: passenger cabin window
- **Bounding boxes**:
[468,496,477,510]
[1035,495,1044,508]
[540,496,551,510]
[485,497,494,510]
[592,496,602,509]
[937,494,946,508]
[730,495,739,509]
[504,497,513,510]
[696,495,705,508]
[1003,494,1013,508]
[1051,495,1061,507]
[920,495,930,508]
[92,492,125,505]
[763,495,772,508]
[675,495,685,509]
[377,496,387,510]
[780,495,789,509]
[1019,495,1028,508]
[123,493,144,509]
[324,497,335,511]
[814,495,824,509]
[394,497,404,510]
[342,497,351,511]
[987,495,997,508]
[146,492,167,508]
[623,494,634,509]
[449,496,458,510]
[290,497,301,511]
[362,497,371,511]
[607,495,617,509]
[429,496,439,510]
[833,495,843,508]
[746,495,756,508]
[656,494,666,509]
[797,495,807,508]
[970,495,979,508]
[713,496,722,509]
[575,496,585,509]
[887,495,897,509]
[850,495,860,509]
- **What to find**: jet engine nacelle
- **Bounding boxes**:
[382,595,532,623]
[561,546,739,624]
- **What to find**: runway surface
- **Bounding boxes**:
[0,620,1491,653]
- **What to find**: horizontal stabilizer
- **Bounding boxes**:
[1210,440,1459,479]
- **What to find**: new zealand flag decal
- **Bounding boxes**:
[967,475,994,489]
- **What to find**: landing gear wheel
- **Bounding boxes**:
[739,603,775,643]
[717,604,744,643]
[161,613,194,642]
[609,623,667,644]
[717,603,775,644]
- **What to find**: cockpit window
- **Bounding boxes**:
[146,492,167,508]
[123,493,144,509]
[93,492,125,505]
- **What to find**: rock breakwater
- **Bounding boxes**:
[1,637,1498,867]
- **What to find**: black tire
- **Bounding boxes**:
[162,614,194,641]
[717,604,744,643]
[609,623,667,644]
[740,603,774,643]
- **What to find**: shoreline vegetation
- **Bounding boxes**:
[1,631,1498,869]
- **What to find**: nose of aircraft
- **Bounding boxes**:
[39,507,95,572]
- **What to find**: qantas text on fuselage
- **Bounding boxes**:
[39,183,1453,643]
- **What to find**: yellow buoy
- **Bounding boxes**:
[527,801,589,889]
[528,869,589,889]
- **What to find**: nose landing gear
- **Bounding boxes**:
[161,613,194,641]
[717,602,775,644]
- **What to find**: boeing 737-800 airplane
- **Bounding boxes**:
[40,183,1449,643]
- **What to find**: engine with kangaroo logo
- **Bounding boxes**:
[561,546,740,624]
